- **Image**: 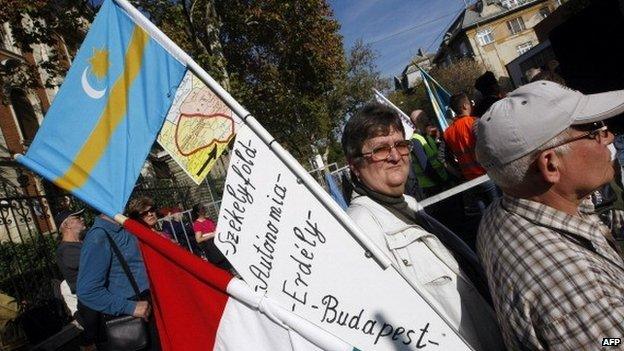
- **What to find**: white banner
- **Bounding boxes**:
[216,125,470,351]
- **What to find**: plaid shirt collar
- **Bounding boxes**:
[501,194,622,265]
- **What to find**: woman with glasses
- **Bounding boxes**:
[341,103,503,350]
[128,197,173,241]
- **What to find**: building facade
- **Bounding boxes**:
[434,0,562,87]
[394,49,434,91]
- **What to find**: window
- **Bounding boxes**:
[10,89,40,144]
[516,41,533,55]
[539,7,551,19]
[507,17,526,35]
[476,27,494,46]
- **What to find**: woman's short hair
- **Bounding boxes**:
[341,103,405,165]
[126,196,154,219]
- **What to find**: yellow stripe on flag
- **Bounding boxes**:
[54,26,149,191]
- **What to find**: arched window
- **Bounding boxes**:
[9,89,39,145]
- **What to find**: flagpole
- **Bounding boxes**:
[113,0,391,269]
[110,2,474,346]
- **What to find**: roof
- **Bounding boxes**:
[434,0,548,61]
[464,0,546,29]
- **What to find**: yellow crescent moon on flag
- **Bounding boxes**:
[81,68,106,99]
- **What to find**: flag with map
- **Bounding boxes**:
[157,71,243,184]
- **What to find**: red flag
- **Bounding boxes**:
[124,219,231,350]
[124,219,354,351]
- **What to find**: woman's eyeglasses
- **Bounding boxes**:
[139,207,156,216]
[360,140,412,162]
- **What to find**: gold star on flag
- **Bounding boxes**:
[89,48,109,79]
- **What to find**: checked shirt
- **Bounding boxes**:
[477,195,624,350]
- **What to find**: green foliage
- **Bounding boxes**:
[0,234,59,302]
[130,0,229,86]
[340,39,390,117]
[322,40,388,166]
[215,0,346,161]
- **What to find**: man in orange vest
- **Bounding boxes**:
[445,92,499,213]
[444,93,485,180]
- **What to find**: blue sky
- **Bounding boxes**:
[328,0,468,79]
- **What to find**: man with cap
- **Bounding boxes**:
[474,80,624,350]
[55,208,99,350]
[56,208,86,295]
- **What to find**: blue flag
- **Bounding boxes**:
[17,0,186,216]
[324,173,348,210]
[419,67,451,131]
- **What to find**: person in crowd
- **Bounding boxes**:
[342,102,504,350]
[192,204,231,270]
[474,80,624,350]
[55,208,99,350]
[56,209,86,305]
[408,109,451,198]
[161,207,200,253]
[445,92,499,214]
[473,71,504,117]
[127,197,173,241]
[77,213,159,350]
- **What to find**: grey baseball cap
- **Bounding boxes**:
[475,80,624,168]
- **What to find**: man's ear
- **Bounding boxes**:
[535,150,560,184]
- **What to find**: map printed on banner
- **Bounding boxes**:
[157,71,242,184]
[215,125,470,351]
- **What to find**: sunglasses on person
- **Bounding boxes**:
[139,207,156,216]
[539,121,609,152]
[359,140,412,162]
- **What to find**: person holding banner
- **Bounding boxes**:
[342,103,504,350]
[77,214,160,350]
[127,197,173,242]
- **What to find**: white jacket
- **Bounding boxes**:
[347,193,504,350]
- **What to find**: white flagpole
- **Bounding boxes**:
[114,0,392,269]
[373,88,412,122]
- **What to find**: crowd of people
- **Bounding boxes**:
[54,197,226,350]
[342,75,624,350]
[52,69,624,350]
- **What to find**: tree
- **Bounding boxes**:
[427,58,485,98]
[325,39,389,165]
[214,0,346,161]
[130,0,229,88]
[341,39,389,117]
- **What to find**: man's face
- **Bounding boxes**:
[559,127,615,196]
[64,215,86,233]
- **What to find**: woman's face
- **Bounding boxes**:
[140,206,158,227]
[352,128,409,196]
